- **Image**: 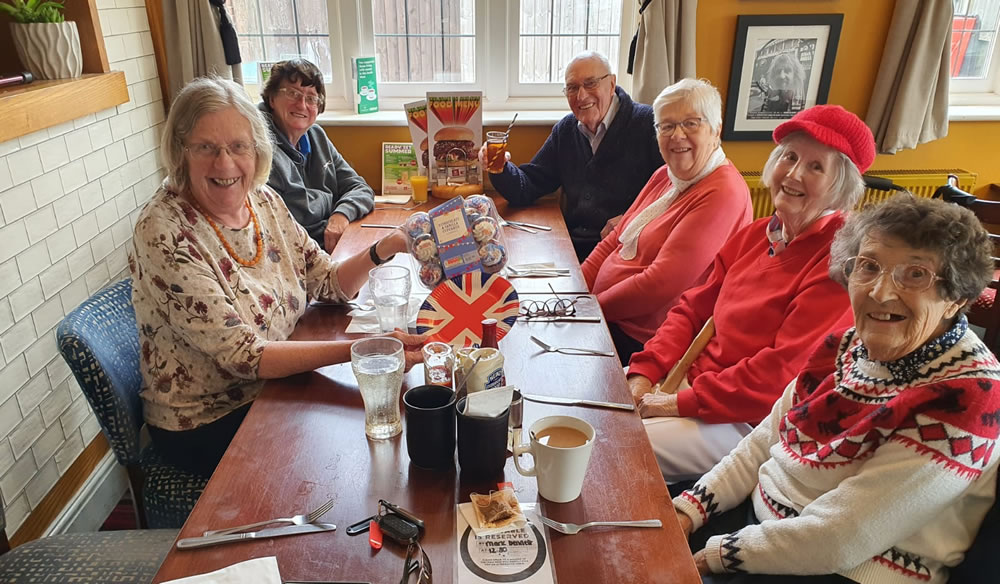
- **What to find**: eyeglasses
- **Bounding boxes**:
[562,73,611,96]
[184,141,256,160]
[842,256,943,292]
[401,541,432,584]
[654,118,706,135]
[277,86,324,107]
[519,296,587,318]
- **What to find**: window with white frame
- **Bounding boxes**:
[233,0,630,111]
[951,0,1000,97]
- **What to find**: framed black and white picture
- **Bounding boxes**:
[723,14,843,141]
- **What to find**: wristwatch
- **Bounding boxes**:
[369,241,395,266]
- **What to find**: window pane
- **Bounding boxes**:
[296,0,329,35]
[519,0,621,84]
[372,0,476,83]
[952,0,1000,78]
[236,0,332,84]
[262,0,296,35]
[232,0,261,34]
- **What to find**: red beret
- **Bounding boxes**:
[773,104,876,174]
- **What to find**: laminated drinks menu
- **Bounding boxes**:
[427,92,483,189]
[429,196,482,278]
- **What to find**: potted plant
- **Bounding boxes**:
[0,0,82,80]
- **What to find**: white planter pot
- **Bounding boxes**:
[10,21,83,80]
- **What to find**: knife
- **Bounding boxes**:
[505,220,552,231]
[522,393,635,411]
[176,522,337,549]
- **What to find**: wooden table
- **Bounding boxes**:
[152,198,699,584]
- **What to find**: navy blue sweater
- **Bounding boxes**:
[488,87,661,258]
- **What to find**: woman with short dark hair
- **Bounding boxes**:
[260,58,374,252]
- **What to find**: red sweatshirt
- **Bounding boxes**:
[628,213,852,424]
[582,163,751,342]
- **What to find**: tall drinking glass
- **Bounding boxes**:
[485,131,508,174]
[369,265,411,333]
[351,336,405,440]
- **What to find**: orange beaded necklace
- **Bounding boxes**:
[192,197,263,268]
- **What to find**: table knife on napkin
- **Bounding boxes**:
[176,523,337,549]
[522,394,635,411]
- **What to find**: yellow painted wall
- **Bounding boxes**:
[327,0,1000,196]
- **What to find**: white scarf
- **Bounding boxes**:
[618,146,727,260]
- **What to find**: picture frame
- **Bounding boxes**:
[723,14,843,141]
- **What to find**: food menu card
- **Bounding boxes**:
[404,100,429,175]
[381,142,418,196]
[429,196,482,278]
[426,92,483,188]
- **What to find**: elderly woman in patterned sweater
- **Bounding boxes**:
[129,77,424,477]
[675,194,1000,584]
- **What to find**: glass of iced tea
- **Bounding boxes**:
[485,131,508,174]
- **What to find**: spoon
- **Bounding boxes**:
[455,354,485,406]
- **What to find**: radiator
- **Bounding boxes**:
[742,169,979,220]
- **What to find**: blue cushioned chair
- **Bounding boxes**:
[1,498,177,583]
[56,279,207,529]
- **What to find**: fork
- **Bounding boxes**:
[529,335,615,357]
[537,515,662,535]
[202,498,335,536]
[499,219,538,234]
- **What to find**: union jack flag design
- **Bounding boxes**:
[416,272,519,347]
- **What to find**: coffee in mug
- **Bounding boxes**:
[513,415,595,503]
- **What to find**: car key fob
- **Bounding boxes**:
[377,512,420,544]
[346,515,375,536]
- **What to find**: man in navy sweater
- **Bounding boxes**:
[486,51,662,260]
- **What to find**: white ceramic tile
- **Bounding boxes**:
[0,357,29,405]
[38,260,71,299]
[104,35,126,63]
[106,246,128,275]
[80,415,102,443]
[0,222,29,265]
[88,120,113,150]
[122,131,146,160]
[138,149,159,178]
[100,170,124,202]
[44,228,77,263]
[0,440,14,477]
[111,216,133,248]
[0,317,34,362]
[95,200,119,232]
[1,182,37,223]
[53,429,83,474]
[83,261,111,294]
[9,410,44,459]
[18,128,49,149]
[24,206,58,244]
[0,449,36,500]
[24,458,58,508]
[83,151,109,182]
[53,191,83,227]
[64,128,93,161]
[109,114,132,142]
[45,355,71,389]
[59,395,91,435]
[114,189,136,217]
[59,160,88,193]
[149,79,162,104]
[16,371,51,416]
[14,241,50,283]
[0,158,12,193]
[0,139,20,158]
[47,120,76,137]
[90,230,115,262]
[30,423,64,469]
[121,160,141,188]
[104,140,127,170]
[95,0,115,9]
[116,59,140,87]
[39,136,70,174]
[71,212,100,249]
[129,107,149,134]
[66,245,96,281]
[3,493,30,534]
[73,113,96,129]
[9,278,44,322]
[130,78,151,106]
[95,107,117,121]
[0,395,22,440]
[30,170,64,208]
[30,298,64,340]
[59,278,89,316]
[78,181,104,213]
[7,147,43,186]
[0,297,12,336]
[129,7,150,33]
[140,31,154,55]
[122,32,143,58]
[40,380,72,426]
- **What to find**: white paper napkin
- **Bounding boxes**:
[161,556,280,584]
[465,385,515,417]
[346,255,425,333]
[511,262,558,270]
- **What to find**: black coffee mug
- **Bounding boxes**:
[456,396,510,477]
[403,385,457,470]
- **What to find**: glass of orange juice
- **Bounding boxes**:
[485,131,508,174]
[410,174,429,203]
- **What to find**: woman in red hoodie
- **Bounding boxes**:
[628,105,873,481]
[582,79,752,365]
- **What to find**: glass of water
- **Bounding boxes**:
[350,336,405,440]
[369,265,411,333]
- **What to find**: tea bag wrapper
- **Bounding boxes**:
[464,385,514,418]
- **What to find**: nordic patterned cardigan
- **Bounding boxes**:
[674,319,1000,584]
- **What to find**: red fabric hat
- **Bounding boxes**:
[773,104,876,174]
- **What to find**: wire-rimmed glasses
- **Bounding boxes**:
[562,73,612,96]
[277,86,324,107]
[400,541,432,584]
[184,141,256,160]
[654,117,706,136]
[842,255,943,292]
[519,297,586,318]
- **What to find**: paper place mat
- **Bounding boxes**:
[161,556,281,584]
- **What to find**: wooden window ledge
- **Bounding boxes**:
[0,71,128,144]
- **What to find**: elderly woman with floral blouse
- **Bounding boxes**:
[129,77,423,477]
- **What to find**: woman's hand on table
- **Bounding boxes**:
[388,329,428,371]
[676,511,693,538]
[692,549,711,575]
[325,213,350,252]
[638,392,679,418]
[628,375,654,404]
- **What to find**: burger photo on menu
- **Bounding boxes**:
[433,126,477,170]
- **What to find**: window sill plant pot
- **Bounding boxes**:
[2,1,82,80]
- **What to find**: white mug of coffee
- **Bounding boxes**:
[513,415,595,503]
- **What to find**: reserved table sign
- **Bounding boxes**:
[456,503,554,584]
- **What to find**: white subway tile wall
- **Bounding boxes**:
[0,3,163,534]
